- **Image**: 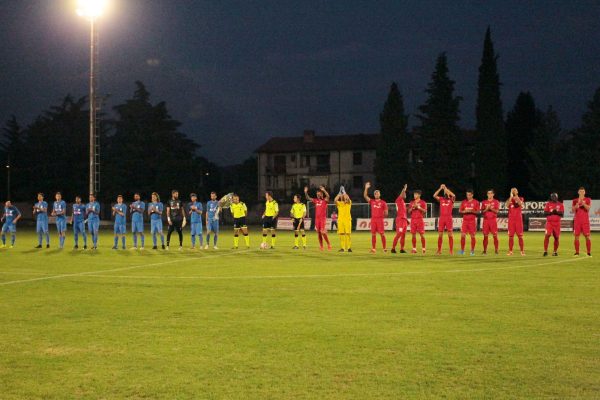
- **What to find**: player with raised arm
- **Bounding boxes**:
[506,187,525,256]
[230,194,250,249]
[70,196,87,249]
[1,201,21,248]
[409,190,427,254]
[262,191,279,249]
[52,192,67,249]
[391,184,408,254]
[544,192,564,256]
[572,186,592,256]
[166,190,186,251]
[33,192,50,248]
[290,194,307,249]
[481,189,500,254]
[112,195,127,250]
[334,187,352,252]
[148,192,165,250]
[459,189,480,256]
[433,184,455,255]
[130,193,145,250]
[188,193,204,250]
[364,182,388,253]
[205,192,220,250]
[86,193,100,250]
[304,186,331,251]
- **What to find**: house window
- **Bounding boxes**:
[353,152,362,166]
[274,155,286,173]
[316,154,330,173]
[291,155,296,163]
[304,155,311,167]
[353,176,363,188]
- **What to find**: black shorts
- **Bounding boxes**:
[293,218,305,231]
[233,217,247,229]
[263,216,277,229]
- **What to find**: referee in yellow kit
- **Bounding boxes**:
[262,191,279,249]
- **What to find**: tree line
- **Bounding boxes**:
[375,27,600,200]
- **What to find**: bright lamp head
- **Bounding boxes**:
[76,0,108,19]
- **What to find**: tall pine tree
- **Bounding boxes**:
[475,27,507,194]
[0,116,25,199]
[375,82,410,197]
[415,53,465,194]
[527,106,561,198]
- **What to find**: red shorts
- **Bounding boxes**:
[545,221,561,237]
[315,218,327,233]
[574,219,591,235]
[461,219,477,234]
[371,218,385,234]
[508,218,523,236]
[482,218,498,235]
[438,217,453,232]
[395,218,408,234]
[410,218,424,234]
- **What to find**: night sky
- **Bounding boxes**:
[1,1,599,164]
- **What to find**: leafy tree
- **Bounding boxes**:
[415,53,465,194]
[527,106,561,198]
[375,82,410,197]
[475,27,507,194]
[0,116,25,199]
[221,156,258,203]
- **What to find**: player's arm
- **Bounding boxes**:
[473,201,480,215]
[544,204,554,217]
[273,202,279,218]
[384,203,389,218]
[416,201,426,212]
[334,193,342,202]
[399,184,407,199]
[445,187,456,199]
[581,199,591,211]
[320,186,330,202]
[302,205,307,220]
[166,206,172,225]
[433,185,443,201]
[363,182,371,202]
[304,187,313,202]
[13,209,21,224]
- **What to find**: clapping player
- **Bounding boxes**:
[364,182,388,253]
[433,184,455,255]
[112,195,127,250]
[33,192,50,248]
[52,192,67,249]
[130,193,145,250]
[305,186,331,251]
[148,192,165,250]
[458,189,480,256]
[543,192,564,256]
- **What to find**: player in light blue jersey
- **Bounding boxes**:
[148,192,165,250]
[1,201,21,248]
[112,195,127,250]
[70,196,87,249]
[52,192,67,249]
[188,193,204,249]
[33,192,50,248]
[205,191,220,249]
[86,193,101,250]
[130,193,145,250]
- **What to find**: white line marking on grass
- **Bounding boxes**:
[0,250,253,286]
[67,256,589,282]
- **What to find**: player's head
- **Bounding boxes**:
[578,187,586,197]
[550,192,559,202]
[293,194,300,203]
[75,196,81,204]
[210,191,217,200]
[151,192,159,202]
[232,193,239,203]
[190,193,197,201]
[343,193,351,203]
[89,193,96,202]
[413,190,422,200]
[37,192,44,201]
[134,193,141,201]
[374,190,381,199]
[55,192,62,201]
[171,190,179,199]
[265,191,273,201]
[5,200,11,207]
[466,189,474,200]
[316,190,323,199]
[511,187,519,196]
[117,195,123,204]
[487,189,495,200]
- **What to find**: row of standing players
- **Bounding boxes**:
[0,185,594,256]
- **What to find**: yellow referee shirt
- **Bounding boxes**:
[291,203,306,219]
[336,200,352,221]
[230,202,247,218]
[265,200,279,217]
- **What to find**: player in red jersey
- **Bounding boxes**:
[459,189,480,256]
[544,192,564,257]
[506,187,525,256]
[433,184,456,255]
[304,186,331,251]
[409,190,427,254]
[481,189,500,254]
[572,186,592,256]
[391,184,408,254]
[364,182,389,253]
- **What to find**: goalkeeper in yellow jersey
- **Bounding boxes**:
[290,194,307,249]
[229,194,250,249]
[262,191,279,249]
[334,186,353,252]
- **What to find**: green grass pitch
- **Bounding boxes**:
[0,229,598,399]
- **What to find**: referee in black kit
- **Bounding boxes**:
[166,189,186,250]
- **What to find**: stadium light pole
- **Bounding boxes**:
[77,0,107,196]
